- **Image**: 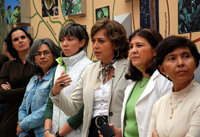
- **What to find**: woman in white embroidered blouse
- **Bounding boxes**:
[148,35,200,137]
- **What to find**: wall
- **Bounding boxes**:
[30,0,200,60]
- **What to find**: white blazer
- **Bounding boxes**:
[121,70,173,137]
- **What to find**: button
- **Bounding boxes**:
[138,110,141,114]
[32,89,34,91]
[140,127,143,131]
[109,112,113,116]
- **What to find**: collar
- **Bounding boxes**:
[56,50,86,72]
[34,67,55,82]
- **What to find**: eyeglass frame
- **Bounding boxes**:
[35,51,52,58]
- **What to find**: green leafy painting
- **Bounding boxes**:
[62,0,82,15]
[96,6,110,21]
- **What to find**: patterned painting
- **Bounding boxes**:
[42,0,59,17]
[178,0,200,34]
[140,0,159,31]
[62,0,82,16]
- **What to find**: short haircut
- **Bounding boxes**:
[125,28,163,81]
[59,23,89,51]
[4,27,33,58]
[27,38,61,76]
[156,35,200,79]
[91,18,129,60]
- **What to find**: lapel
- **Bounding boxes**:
[87,61,101,110]
[123,82,136,107]
[112,58,128,92]
[108,59,128,105]
[137,70,159,104]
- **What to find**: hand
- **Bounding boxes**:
[152,130,159,137]
[44,131,55,137]
[52,71,72,96]
[1,82,12,90]
[98,123,122,137]
[16,122,23,136]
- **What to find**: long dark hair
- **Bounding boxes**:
[4,27,33,58]
[125,28,163,81]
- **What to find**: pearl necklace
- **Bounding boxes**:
[139,77,150,88]
[169,82,195,119]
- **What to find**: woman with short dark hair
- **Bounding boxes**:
[0,27,34,137]
[17,38,61,137]
[148,36,200,137]
[44,23,92,137]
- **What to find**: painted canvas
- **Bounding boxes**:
[140,0,159,31]
[96,6,110,21]
[42,0,59,17]
[62,0,86,16]
[178,0,200,34]
[5,0,21,24]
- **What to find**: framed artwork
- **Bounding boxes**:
[62,0,86,16]
[42,0,59,17]
[178,0,200,34]
[5,0,30,24]
[140,0,159,31]
[96,6,110,21]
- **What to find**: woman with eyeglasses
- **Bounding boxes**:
[17,38,61,137]
[0,28,34,137]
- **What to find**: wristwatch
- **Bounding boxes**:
[55,131,63,137]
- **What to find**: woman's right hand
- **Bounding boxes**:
[52,71,72,96]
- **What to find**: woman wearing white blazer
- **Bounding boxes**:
[49,18,130,137]
[106,29,172,137]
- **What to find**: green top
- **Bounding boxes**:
[124,77,150,137]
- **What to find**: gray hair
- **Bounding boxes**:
[27,38,61,76]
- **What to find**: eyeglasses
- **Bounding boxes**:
[35,51,51,58]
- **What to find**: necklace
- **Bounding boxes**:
[139,77,150,88]
[169,82,195,119]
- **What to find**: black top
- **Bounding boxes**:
[0,58,34,137]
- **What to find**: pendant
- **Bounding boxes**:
[170,108,174,119]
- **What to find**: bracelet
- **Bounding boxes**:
[44,129,51,133]
[55,131,63,137]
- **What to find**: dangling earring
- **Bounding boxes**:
[114,50,119,58]
[166,74,168,78]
